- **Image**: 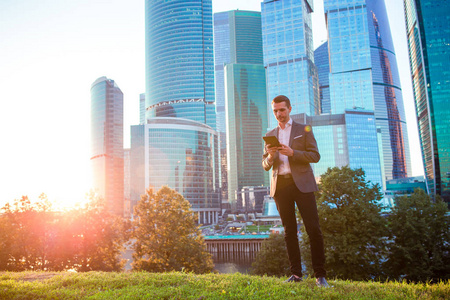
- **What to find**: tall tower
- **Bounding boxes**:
[139,0,220,222]
[145,0,215,129]
[214,10,264,135]
[90,76,124,216]
[324,0,411,183]
[261,0,319,128]
[404,0,450,204]
[213,10,266,210]
[314,42,330,114]
[224,64,269,213]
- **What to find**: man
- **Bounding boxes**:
[262,95,328,287]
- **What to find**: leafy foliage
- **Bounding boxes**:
[0,195,56,271]
[131,186,214,274]
[386,189,450,282]
[250,233,290,277]
[0,193,127,272]
[70,192,128,272]
[300,166,388,280]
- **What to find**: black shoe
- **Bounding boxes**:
[316,277,329,288]
[285,275,302,283]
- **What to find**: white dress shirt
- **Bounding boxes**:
[278,118,292,175]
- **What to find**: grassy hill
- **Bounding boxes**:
[1,271,448,299]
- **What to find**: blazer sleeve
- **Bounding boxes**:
[291,127,321,164]
[262,141,274,171]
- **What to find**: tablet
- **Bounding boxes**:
[263,136,281,147]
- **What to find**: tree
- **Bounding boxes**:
[250,233,290,277]
[0,193,128,272]
[132,186,214,273]
[386,188,450,282]
[0,195,53,271]
[300,166,388,280]
[71,192,128,272]
[0,201,19,270]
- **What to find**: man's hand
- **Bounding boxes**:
[279,144,294,157]
[266,144,279,162]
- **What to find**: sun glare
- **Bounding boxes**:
[50,192,91,212]
[0,177,94,212]
[36,169,94,211]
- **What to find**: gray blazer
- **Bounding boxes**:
[262,120,320,197]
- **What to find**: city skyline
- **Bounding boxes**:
[0,0,424,209]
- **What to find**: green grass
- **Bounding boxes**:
[1,271,448,299]
[244,225,272,232]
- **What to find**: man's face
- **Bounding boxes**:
[272,101,292,125]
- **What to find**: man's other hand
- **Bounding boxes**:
[278,144,294,157]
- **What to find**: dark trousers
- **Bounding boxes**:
[274,177,326,278]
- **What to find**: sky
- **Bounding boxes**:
[0,0,423,209]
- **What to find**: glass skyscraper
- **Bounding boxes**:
[90,76,124,216]
[224,64,269,212]
[145,0,216,129]
[292,110,383,191]
[323,0,411,182]
[404,0,450,204]
[214,10,264,134]
[130,118,220,224]
[141,0,221,219]
[213,10,265,207]
[261,0,319,127]
[314,41,331,114]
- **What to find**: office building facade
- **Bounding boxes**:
[323,0,411,182]
[385,176,427,206]
[224,64,269,211]
[214,10,264,134]
[130,118,221,224]
[404,0,450,203]
[238,186,270,215]
[292,110,383,192]
[314,41,331,114]
[145,0,216,129]
[214,10,265,206]
[142,0,221,218]
[90,76,124,216]
[261,0,319,128]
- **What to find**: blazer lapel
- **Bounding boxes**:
[289,121,300,147]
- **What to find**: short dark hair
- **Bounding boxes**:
[272,95,291,108]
